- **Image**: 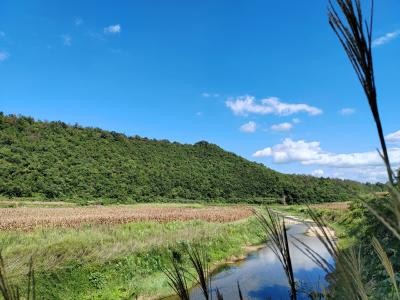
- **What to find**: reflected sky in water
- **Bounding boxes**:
[189,223,333,300]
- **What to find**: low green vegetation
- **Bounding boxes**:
[339,197,400,298]
[0,113,383,204]
[0,213,263,300]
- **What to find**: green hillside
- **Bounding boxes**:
[0,113,381,203]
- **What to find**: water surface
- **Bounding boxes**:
[189,221,333,300]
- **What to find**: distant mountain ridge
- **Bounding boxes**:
[0,113,381,203]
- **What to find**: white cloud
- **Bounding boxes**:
[386,130,400,144]
[270,122,292,132]
[339,108,355,115]
[240,121,257,133]
[253,138,321,162]
[253,138,400,168]
[226,95,322,116]
[373,30,400,47]
[0,51,9,61]
[62,35,72,46]
[196,112,203,117]
[292,118,301,124]
[312,169,324,177]
[330,167,389,183]
[253,138,400,182]
[104,24,121,34]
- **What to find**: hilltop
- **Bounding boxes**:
[0,113,381,204]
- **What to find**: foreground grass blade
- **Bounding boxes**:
[216,288,224,300]
[0,253,36,300]
[162,251,190,300]
[372,237,400,300]
[237,281,244,300]
[254,208,297,300]
[300,207,369,300]
[185,244,211,300]
[328,0,395,185]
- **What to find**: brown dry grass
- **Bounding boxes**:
[310,201,350,211]
[0,205,252,231]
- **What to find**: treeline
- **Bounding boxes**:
[0,113,384,203]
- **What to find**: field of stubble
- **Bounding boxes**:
[0,205,253,231]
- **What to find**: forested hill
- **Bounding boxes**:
[0,113,381,203]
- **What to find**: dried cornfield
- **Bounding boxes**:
[0,205,253,231]
[310,202,350,211]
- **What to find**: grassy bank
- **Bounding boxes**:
[0,210,263,299]
[270,203,355,248]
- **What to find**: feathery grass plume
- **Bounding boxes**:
[254,208,297,300]
[162,250,190,300]
[0,253,36,300]
[293,207,369,300]
[372,237,400,299]
[185,244,211,300]
[328,0,400,241]
[328,0,394,185]
[328,9,400,299]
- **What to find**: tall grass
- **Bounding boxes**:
[0,253,35,300]
[163,251,190,300]
[255,209,297,300]
[328,0,394,185]
[306,1,400,299]
[328,0,400,239]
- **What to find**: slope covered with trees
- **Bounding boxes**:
[0,113,380,203]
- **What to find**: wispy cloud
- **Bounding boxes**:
[339,108,356,115]
[87,31,106,42]
[104,24,121,34]
[62,35,72,46]
[270,122,292,132]
[312,169,324,177]
[372,30,400,47]
[202,92,219,98]
[386,130,400,144]
[240,121,257,133]
[0,51,9,61]
[226,96,322,116]
[0,31,5,38]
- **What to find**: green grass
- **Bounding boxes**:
[270,203,356,248]
[0,215,263,299]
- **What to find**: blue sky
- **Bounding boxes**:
[1,0,399,182]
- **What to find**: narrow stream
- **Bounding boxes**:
[187,221,334,299]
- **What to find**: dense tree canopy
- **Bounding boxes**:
[0,113,382,203]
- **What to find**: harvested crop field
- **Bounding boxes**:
[310,201,350,210]
[0,205,253,231]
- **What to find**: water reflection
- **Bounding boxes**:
[189,222,333,300]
